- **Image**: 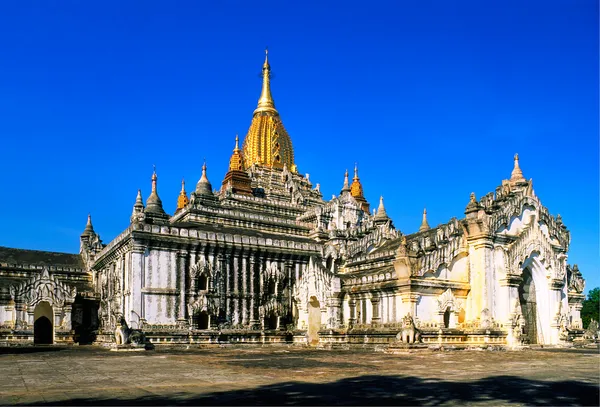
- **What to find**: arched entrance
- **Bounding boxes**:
[443,307,451,328]
[519,268,538,344]
[264,313,278,330]
[34,301,53,344]
[195,311,209,329]
[307,296,321,346]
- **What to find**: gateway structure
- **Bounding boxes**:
[0,51,586,347]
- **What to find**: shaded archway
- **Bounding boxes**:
[265,313,278,330]
[518,267,538,344]
[307,296,321,345]
[34,301,53,344]
[443,307,451,328]
[195,311,209,330]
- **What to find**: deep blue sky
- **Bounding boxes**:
[0,1,597,292]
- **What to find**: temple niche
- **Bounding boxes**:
[0,51,586,348]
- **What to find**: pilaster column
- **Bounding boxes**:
[370,295,381,324]
[62,305,72,330]
[400,293,421,318]
[177,250,188,322]
[241,254,248,326]
[232,251,239,326]
[130,243,145,325]
[249,256,258,326]
[348,298,356,326]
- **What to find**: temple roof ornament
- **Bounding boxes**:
[80,214,95,238]
[229,135,244,171]
[465,192,481,214]
[510,153,527,185]
[176,179,189,212]
[419,208,430,232]
[374,196,390,224]
[196,161,213,196]
[254,48,276,115]
[145,166,168,216]
[341,169,350,193]
[350,164,364,199]
[221,137,253,196]
[131,189,145,222]
[242,49,296,172]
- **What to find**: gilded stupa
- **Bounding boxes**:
[242,49,296,172]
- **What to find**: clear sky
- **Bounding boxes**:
[0,1,597,292]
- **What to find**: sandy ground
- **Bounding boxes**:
[0,345,597,405]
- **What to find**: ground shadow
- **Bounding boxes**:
[20,374,599,406]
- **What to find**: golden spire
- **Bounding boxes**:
[350,163,364,198]
[419,208,430,232]
[222,136,253,196]
[228,134,245,171]
[254,48,277,115]
[243,49,296,171]
[176,178,189,212]
[510,153,526,184]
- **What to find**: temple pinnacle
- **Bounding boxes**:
[419,208,430,232]
[510,153,526,184]
[341,169,350,192]
[176,178,189,212]
[254,48,276,114]
[81,213,95,237]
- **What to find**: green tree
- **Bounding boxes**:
[580,287,599,329]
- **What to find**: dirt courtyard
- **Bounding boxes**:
[0,345,597,405]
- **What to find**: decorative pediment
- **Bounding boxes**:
[10,267,76,308]
[190,257,213,277]
[437,288,456,312]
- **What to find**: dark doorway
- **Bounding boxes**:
[265,313,278,330]
[519,267,538,344]
[443,308,451,328]
[34,301,53,345]
[34,316,53,344]
[196,311,209,329]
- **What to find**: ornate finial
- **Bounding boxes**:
[350,163,365,199]
[132,189,144,214]
[176,178,189,211]
[419,208,430,232]
[255,48,276,114]
[234,134,240,151]
[510,153,526,183]
[200,162,208,182]
[196,161,214,196]
[341,169,350,192]
[135,189,143,205]
[81,213,95,237]
[374,196,389,222]
[465,192,480,214]
[146,167,167,216]
[151,165,158,192]
[556,214,563,223]
[315,183,320,192]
